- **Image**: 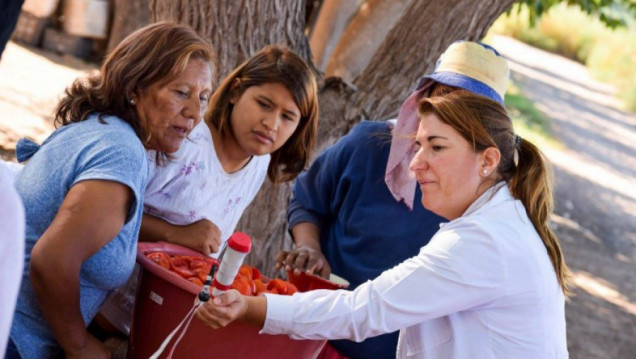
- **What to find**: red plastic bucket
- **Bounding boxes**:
[286,270,350,292]
[128,242,326,359]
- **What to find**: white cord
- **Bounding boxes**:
[149,298,201,359]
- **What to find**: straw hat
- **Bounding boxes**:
[417,41,509,103]
[385,41,510,210]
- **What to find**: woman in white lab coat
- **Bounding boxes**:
[195,91,571,359]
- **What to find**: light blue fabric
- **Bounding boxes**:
[9,114,148,359]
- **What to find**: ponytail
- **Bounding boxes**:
[508,138,572,295]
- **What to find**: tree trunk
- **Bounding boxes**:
[107,0,151,53]
[324,0,411,81]
[308,0,364,72]
[150,0,516,277]
[150,0,315,84]
[316,0,517,162]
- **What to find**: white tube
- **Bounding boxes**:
[211,232,251,297]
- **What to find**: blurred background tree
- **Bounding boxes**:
[519,0,636,28]
[492,1,636,111]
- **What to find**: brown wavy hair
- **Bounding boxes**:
[54,22,216,150]
[206,44,319,183]
[419,91,571,295]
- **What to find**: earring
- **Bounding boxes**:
[129,98,136,105]
[482,169,488,175]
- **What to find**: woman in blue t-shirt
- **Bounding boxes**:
[6,22,215,359]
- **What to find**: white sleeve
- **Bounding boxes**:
[0,162,25,351]
[261,221,506,341]
[0,160,23,183]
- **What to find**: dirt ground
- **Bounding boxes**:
[1,36,635,358]
[490,36,636,359]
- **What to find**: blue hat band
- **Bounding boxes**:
[420,72,504,104]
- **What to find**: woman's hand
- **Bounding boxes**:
[195,290,248,329]
[275,245,331,279]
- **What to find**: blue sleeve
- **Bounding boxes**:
[287,122,372,231]
[73,130,148,223]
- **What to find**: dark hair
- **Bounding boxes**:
[206,44,319,183]
[419,91,571,295]
[54,22,216,150]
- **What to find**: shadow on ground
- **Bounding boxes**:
[498,39,636,359]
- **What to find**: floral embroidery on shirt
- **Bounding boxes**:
[222,197,242,217]
[179,161,205,176]
[188,210,197,221]
[158,189,172,199]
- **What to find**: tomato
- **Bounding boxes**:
[266,279,289,295]
[237,266,253,279]
[250,266,262,280]
[231,277,255,296]
[285,282,298,295]
[146,252,171,269]
[171,265,195,279]
[266,278,299,295]
[188,277,203,286]
[190,259,209,270]
[147,252,300,297]
[253,278,266,296]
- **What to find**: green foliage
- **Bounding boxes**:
[586,31,636,111]
[492,4,602,62]
[492,3,636,111]
[518,0,636,28]
[504,82,557,146]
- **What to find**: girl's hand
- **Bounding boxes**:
[140,215,222,255]
[275,245,332,279]
[195,290,248,329]
[168,219,222,255]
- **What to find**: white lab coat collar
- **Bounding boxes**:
[439,182,510,229]
[462,181,509,217]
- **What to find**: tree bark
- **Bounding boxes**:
[107,0,151,53]
[325,0,411,81]
[150,0,315,84]
[308,0,364,72]
[150,0,517,277]
[327,0,517,138]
